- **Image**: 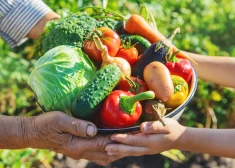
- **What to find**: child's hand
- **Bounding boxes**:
[105,118,186,156]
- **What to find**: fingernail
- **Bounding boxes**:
[105,148,111,152]
[110,136,115,141]
[86,124,96,137]
[142,123,148,132]
[107,152,113,156]
[142,123,149,133]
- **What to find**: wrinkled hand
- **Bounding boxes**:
[105,118,186,156]
[24,112,123,166]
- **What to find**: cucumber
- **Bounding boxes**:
[71,64,122,120]
[120,34,151,55]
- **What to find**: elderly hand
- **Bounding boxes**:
[0,112,123,166]
[23,112,123,166]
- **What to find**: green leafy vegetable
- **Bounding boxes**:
[28,45,96,114]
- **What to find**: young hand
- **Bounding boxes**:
[105,118,186,156]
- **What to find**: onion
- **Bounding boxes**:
[93,35,131,79]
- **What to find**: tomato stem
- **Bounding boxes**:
[125,76,137,90]
[121,37,138,49]
[125,76,143,94]
[120,91,155,115]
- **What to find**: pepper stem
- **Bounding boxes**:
[168,50,180,62]
[120,91,155,115]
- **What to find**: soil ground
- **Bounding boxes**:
[51,153,235,168]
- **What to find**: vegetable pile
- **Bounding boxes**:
[29,6,196,129]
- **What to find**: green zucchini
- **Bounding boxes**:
[71,64,122,120]
[120,34,151,55]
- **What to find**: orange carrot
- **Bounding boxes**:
[124,14,197,65]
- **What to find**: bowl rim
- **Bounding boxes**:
[97,66,198,134]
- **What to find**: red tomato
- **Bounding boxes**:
[116,46,138,65]
[84,27,121,63]
[118,76,148,94]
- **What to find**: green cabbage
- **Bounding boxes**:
[29,45,96,114]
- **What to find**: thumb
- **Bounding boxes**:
[140,120,170,134]
[57,113,97,138]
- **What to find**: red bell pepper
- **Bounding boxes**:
[100,90,155,128]
[166,52,193,83]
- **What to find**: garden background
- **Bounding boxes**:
[0,0,235,167]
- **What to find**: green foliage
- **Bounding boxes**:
[0,149,55,168]
[0,0,235,167]
[161,149,186,163]
[0,42,38,116]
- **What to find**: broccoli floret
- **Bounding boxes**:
[39,14,99,54]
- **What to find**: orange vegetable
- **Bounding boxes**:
[124,14,197,65]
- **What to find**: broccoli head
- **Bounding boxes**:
[37,14,117,56]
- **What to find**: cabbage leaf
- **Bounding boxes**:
[29,45,96,114]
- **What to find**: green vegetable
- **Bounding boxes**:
[28,45,96,114]
[120,34,151,55]
[37,14,116,55]
[100,18,117,30]
[71,64,122,120]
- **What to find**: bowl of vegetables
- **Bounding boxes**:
[97,66,198,133]
[29,6,198,134]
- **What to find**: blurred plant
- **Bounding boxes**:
[0,149,55,168]
[0,0,235,167]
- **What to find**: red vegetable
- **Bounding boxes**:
[100,90,155,128]
[116,38,138,65]
[166,54,193,83]
[118,76,148,94]
[84,27,121,63]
